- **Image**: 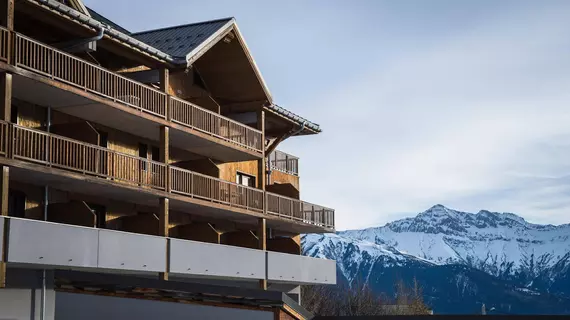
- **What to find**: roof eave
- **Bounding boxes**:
[26,0,183,66]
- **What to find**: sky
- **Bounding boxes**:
[86,0,570,230]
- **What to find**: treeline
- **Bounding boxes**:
[302,278,432,316]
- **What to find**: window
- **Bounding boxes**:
[138,143,148,170]
[151,146,160,162]
[8,190,26,218]
[10,105,18,124]
[236,172,256,188]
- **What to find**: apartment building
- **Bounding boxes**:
[0,0,336,319]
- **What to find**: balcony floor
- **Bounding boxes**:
[2,62,261,162]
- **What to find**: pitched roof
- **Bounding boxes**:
[87,7,131,35]
[132,18,233,59]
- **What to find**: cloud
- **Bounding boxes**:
[283,1,570,229]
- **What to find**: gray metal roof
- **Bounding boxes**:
[132,18,232,58]
[268,104,321,133]
[87,7,131,35]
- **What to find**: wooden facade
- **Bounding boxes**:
[0,0,334,298]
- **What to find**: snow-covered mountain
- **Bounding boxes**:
[302,205,570,314]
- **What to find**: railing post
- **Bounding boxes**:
[160,126,170,192]
[82,144,86,174]
[311,205,315,224]
[159,68,169,120]
[190,171,194,198]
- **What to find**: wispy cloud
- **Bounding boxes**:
[281,1,570,229]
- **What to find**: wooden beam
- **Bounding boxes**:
[258,217,267,290]
[160,126,170,191]
[0,166,7,216]
[160,69,170,120]
[257,110,265,190]
[159,68,169,93]
[265,131,289,156]
[0,165,8,288]
[159,197,169,281]
[0,72,12,122]
[0,0,14,30]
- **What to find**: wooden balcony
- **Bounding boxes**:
[0,122,334,231]
[269,150,299,176]
[0,28,262,161]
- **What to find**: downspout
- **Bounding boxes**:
[266,121,306,184]
[40,106,51,320]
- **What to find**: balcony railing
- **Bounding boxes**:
[266,192,334,228]
[170,166,264,213]
[269,150,299,176]
[170,97,262,151]
[0,28,262,153]
[10,124,167,189]
[0,122,334,229]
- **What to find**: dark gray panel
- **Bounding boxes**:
[98,230,167,273]
[55,292,272,320]
[7,218,98,268]
[170,239,265,280]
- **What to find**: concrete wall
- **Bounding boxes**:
[0,269,56,320]
[55,292,273,320]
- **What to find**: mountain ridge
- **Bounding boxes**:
[302,204,570,314]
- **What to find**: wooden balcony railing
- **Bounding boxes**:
[269,150,299,176]
[170,166,264,212]
[13,33,166,117]
[11,124,166,189]
[170,97,262,152]
[266,192,335,229]
[0,27,263,153]
[0,121,333,229]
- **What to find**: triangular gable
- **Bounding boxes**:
[133,18,272,104]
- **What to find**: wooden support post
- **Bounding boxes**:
[159,68,170,120]
[0,165,8,288]
[0,166,8,216]
[258,217,267,290]
[159,197,169,281]
[257,111,268,289]
[257,110,266,196]
[0,72,12,122]
[0,0,14,30]
[160,125,170,192]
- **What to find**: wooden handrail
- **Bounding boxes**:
[170,96,263,152]
[10,123,166,189]
[0,121,334,229]
[0,27,263,153]
[269,150,299,176]
[266,192,335,229]
[12,32,167,118]
[0,27,335,228]
[170,166,264,213]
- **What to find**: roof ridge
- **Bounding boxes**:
[132,17,234,36]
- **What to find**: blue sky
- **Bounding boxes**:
[86,0,570,230]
